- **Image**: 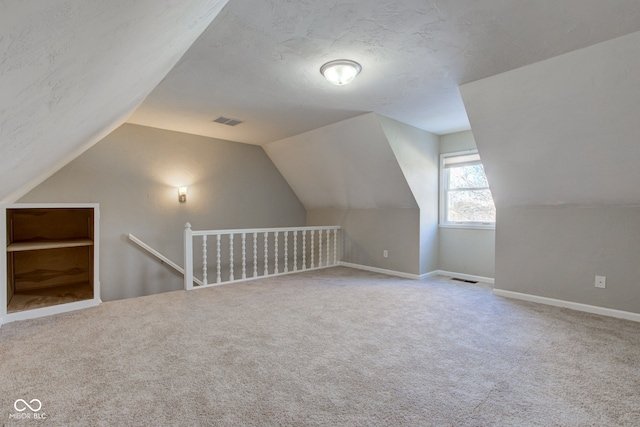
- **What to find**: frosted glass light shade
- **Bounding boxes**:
[178,186,188,203]
[320,60,362,85]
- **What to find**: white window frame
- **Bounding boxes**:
[439,149,495,230]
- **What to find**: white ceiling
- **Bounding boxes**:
[128,0,640,145]
[0,0,228,203]
[264,113,419,210]
[461,31,640,207]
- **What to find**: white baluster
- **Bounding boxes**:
[184,222,193,290]
[202,235,208,285]
[333,229,338,265]
[229,233,234,281]
[216,234,221,283]
[293,231,298,272]
[274,231,279,274]
[319,229,323,267]
[284,231,289,273]
[302,231,306,270]
[242,233,247,279]
[311,230,315,269]
[326,229,330,266]
[253,232,258,277]
[264,232,269,276]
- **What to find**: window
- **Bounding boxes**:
[440,150,495,228]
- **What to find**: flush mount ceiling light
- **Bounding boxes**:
[320,59,362,86]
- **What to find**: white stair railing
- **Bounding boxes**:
[129,234,204,286]
[184,224,341,290]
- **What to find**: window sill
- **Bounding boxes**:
[439,223,495,230]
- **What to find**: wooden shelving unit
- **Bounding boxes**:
[7,238,94,252]
[1,204,100,324]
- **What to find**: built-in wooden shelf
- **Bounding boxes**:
[7,238,94,252]
[7,281,93,313]
[2,204,100,324]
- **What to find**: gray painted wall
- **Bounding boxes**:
[265,113,427,276]
[379,115,439,275]
[265,113,442,276]
[19,124,305,301]
[263,113,417,210]
[438,227,495,279]
[439,131,477,155]
[461,33,640,313]
[497,206,640,313]
[307,208,420,275]
[439,131,495,278]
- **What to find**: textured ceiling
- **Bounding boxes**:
[264,113,419,210]
[461,32,640,207]
[0,0,228,203]
[128,0,640,145]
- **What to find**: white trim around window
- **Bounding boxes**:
[439,149,496,230]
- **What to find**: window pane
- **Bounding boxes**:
[448,164,489,189]
[447,189,496,222]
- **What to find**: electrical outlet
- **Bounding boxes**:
[595,275,606,289]
[383,250,388,258]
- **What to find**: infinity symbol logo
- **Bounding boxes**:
[14,399,42,412]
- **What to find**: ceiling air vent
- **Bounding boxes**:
[212,116,244,126]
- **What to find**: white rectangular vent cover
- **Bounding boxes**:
[212,116,244,126]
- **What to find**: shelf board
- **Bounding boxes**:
[7,281,93,313]
[7,238,94,252]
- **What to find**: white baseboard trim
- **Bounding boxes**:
[336,263,494,284]
[493,289,640,323]
[338,262,426,280]
[434,270,495,284]
[419,271,440,280]
[0,299,100,326]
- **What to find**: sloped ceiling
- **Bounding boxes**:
[378,115,439,211]
[263,113,418,210]
[0,0,228,203]
[460,31,640,207]
[128,0,640,145]
[5,1,640,206]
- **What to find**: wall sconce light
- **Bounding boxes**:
[178,186,188,203]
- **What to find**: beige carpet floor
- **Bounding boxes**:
[1,266,639,426]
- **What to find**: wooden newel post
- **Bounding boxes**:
[184,222,193,290]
